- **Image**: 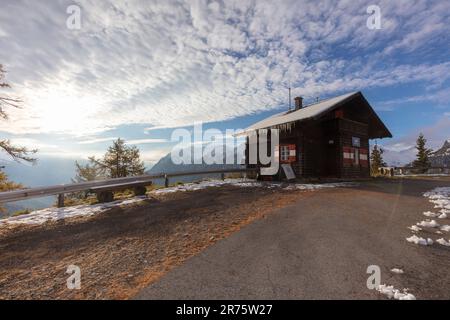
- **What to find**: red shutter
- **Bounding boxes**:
[288,144,296,163]
[343,146,354,165]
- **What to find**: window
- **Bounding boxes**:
[343,146,360,166]
[344,146,369,167]
[354,148,359,165]
[279,144,296,163]
[280,145,290,162]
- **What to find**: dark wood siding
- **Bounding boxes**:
[246,100,375,180]
[337,118,370,179]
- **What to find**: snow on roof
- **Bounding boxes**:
[241,91,359,134]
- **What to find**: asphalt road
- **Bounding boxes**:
[136,178,450,299]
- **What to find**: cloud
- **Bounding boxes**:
[77,137,118,144]
[382,117,450,152]
[7,138,58,150]
[126,138,168,145]
[0,0,449,135]
[375,88,450,111]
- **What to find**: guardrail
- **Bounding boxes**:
[393,166,450,175]
[0,168,256,206]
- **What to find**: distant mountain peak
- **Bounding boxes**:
[432,139,450,154]
[430,139,450,167]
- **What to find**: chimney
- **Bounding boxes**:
[294,96,303,110]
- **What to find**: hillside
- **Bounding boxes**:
[148,146,245,177]
[148,152,243,174]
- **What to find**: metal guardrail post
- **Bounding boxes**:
[164,174,169,188]
[57,194,65,208]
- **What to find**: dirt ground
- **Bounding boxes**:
[136,177,450,300]
[0,185,305,299]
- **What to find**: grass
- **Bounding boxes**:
[12,209,31,217]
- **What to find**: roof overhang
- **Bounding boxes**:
[236,91,392,139]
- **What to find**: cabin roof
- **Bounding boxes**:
[240,91,392,139]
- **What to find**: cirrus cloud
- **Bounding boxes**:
[0,0,449,136]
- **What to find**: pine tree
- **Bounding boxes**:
[1,64,35,211]
[412,133,432,173]
[93,138,145,178]
[0,171,22,192]
[370,144,386,176]
[0,170,23,212]
[0,64,37,162]
[68,157,105,200]
[72,157,104,183]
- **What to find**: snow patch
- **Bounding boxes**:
[424,187,450,211]
[436,238,450,247]
[423,211,439,218]
[151,179,356,195]
[406,235,433,246]
[0,196,147,226]
[440,225,450,232]
[282,182,358,191]
[377,284,416,300]
[408,225,422,232]
[390,268,404,274]
[0,179,357,228]
[417,219,440,228]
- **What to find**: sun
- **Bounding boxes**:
[26,86,106,135]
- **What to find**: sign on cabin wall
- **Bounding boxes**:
[281,164,296,180]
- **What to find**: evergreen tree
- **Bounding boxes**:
[0,170,23,212]
[412,133,432,173]
[1,64,35,211]
[93,138,145,178]
[0,171,22,192]
[370,144,386,176]
[72,156,104,183]
[69,157,105,200]
[0,64,36,162]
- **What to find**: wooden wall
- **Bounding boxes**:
[246,106,372,180]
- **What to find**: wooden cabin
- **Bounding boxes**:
[242,91,392,180]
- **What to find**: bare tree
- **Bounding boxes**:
[0,64,37,162]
